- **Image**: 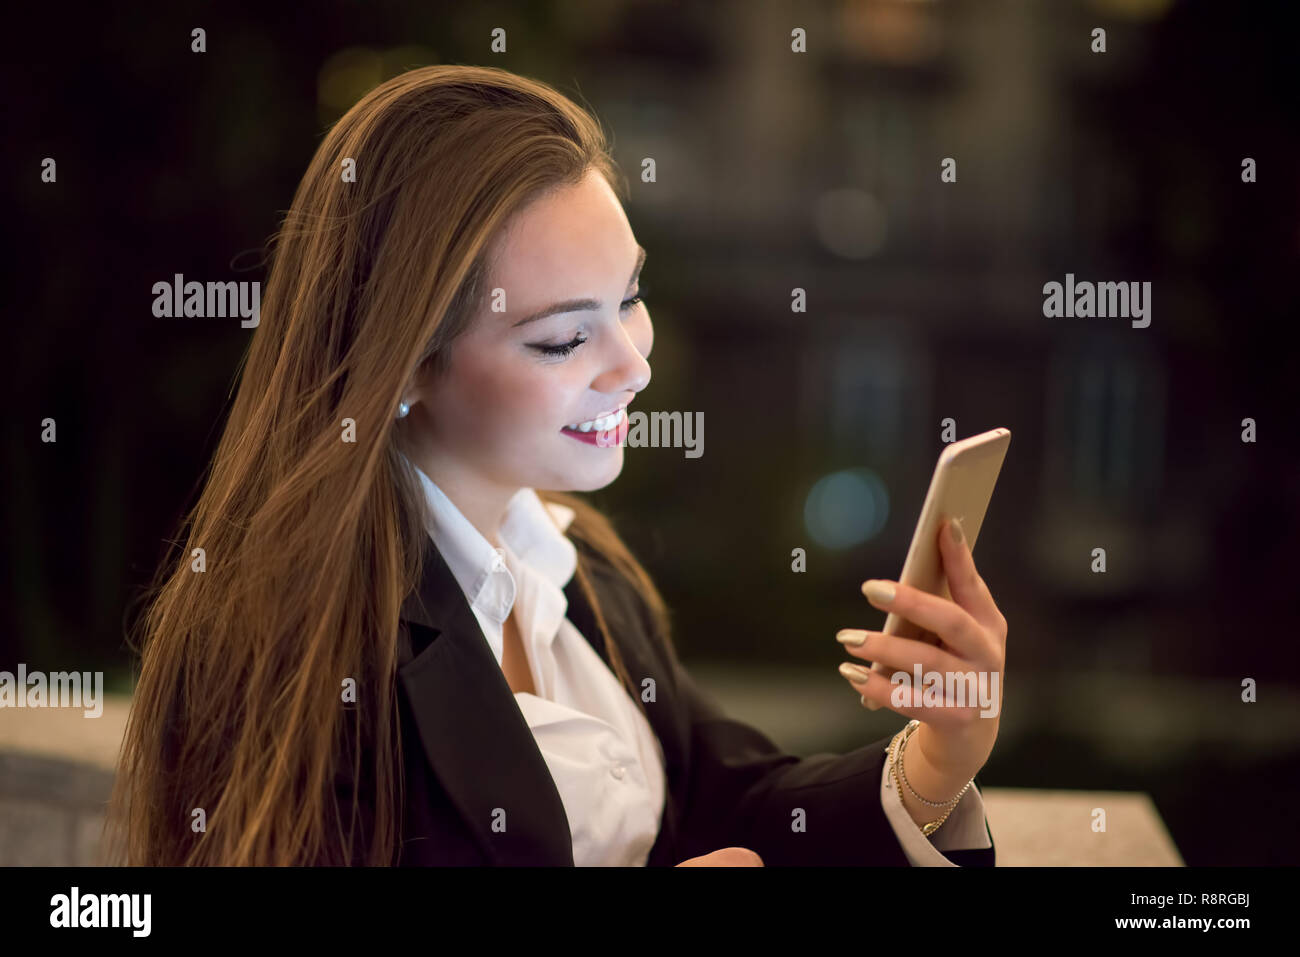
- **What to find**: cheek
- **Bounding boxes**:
[452,352,574,434]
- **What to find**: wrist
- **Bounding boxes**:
[891,725,974,835]
[908,724,981,796]
[913,721,986,782]
[903,737,970,806]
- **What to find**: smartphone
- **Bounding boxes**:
[862,427,1011,710]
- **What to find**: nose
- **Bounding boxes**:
[591,314,652,397]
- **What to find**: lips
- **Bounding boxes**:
[561,406,629,447]
[564,403,628,433]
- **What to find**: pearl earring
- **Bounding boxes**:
[396,400,411,419]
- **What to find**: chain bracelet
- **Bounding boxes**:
[888,720,974,836]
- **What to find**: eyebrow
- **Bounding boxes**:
[511,245,646,328]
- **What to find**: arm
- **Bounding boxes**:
[582,537,997,866]
[667,662,916,866]
[880,754,995,866]
[671,661,996,866]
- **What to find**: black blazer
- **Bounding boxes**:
[345,531,996,867]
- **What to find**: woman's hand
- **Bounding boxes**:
[674,847,765,866]
[837,516,1007,783]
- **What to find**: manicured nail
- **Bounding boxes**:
[839,661,873,683]
[950,517,964,546]
[862,580,895,604]
[836,629,868,647]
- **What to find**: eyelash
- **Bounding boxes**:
[532,285,650,358]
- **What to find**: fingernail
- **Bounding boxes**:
[862,580,895,604]
[839,661,873,683]
[836,629,868,647]
[950,517,964,546]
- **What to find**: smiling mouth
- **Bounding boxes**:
[561,407,629,447]
[562,405,628,433]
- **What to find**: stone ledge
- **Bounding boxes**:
[0,751,112,866]
[0,750,114,805]
[982,787,1184,866]
[0,684,1188,866]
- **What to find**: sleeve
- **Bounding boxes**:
[880,748,995,866]
[590,537,996,868]
[667,662,996,867]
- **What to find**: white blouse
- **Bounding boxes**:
[409,463,991,866]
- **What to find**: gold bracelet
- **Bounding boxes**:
[896,720,973,808]
[889,720,973,837]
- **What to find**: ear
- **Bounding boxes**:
[399,355,440,410]
[412,351,446,392]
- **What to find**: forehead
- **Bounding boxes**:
[486,170,636,298]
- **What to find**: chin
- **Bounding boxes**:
[558,455,624,492]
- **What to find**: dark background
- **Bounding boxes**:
[4,0,1298,864]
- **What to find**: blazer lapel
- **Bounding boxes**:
[397,534,574,865]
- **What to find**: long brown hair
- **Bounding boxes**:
[105,64,675,866]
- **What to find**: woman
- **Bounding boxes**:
[105,65,1008,866]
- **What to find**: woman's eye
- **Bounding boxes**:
[621,283,650,313]
[531,334,587,357]
[530,286,648,358]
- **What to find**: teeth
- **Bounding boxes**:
[567,407,625,433]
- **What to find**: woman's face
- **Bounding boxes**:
[410,168,653,502]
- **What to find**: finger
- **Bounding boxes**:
[837,629,968,676]
[837,661,974,723]
[838,661,927,716]
[937,517,1005,635]
[861,577,996,664]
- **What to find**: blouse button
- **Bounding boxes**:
[610,764,625,780]
[490,548,507,572]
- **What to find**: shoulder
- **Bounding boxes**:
[568,531,674,652]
